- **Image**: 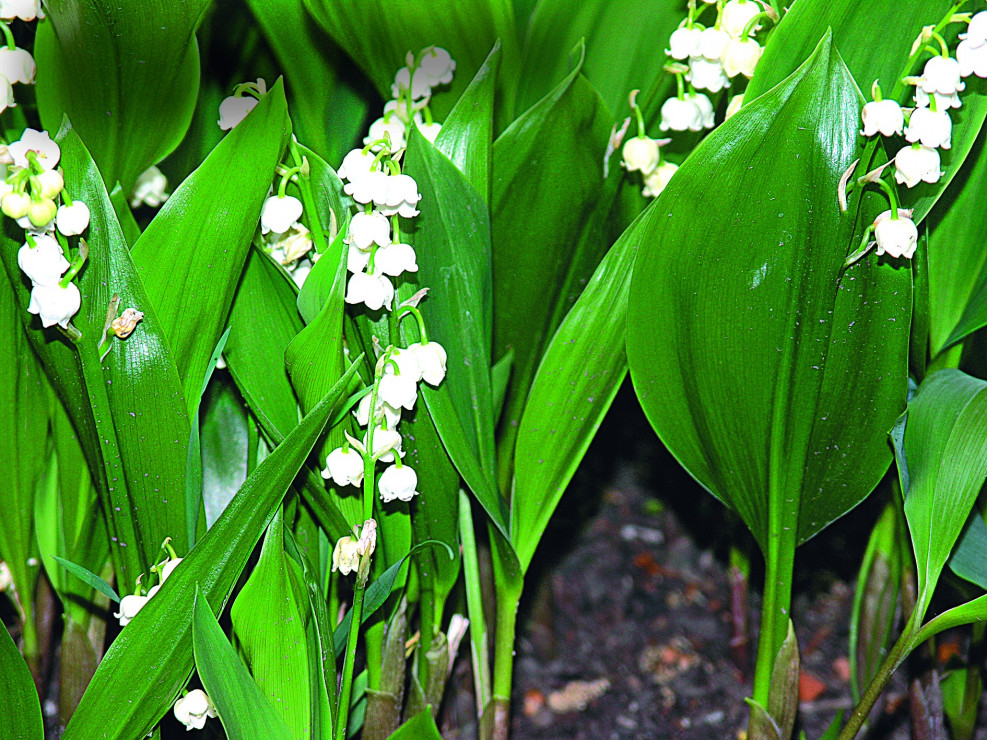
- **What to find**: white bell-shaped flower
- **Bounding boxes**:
[378,371,418,411]
[688,56,730,92]
[919,56,965,95]
[347,211,391,250]
[391,65,431,100]
[173,690,218,732]
[894,144,942,187]
[344,271,394,311]
[0,0,43,21]
[698,27,731,60]
[378,464,420,502]
[18,235,68,285]
[114,594,149,627]
[419,46,456,86]
[344,170,390,205]
[722,37,762,78]
[376,174,422,218]
[0,75,13,115]
[622,136,661,174]
[642,162,679,199]
[321,446,365,487]
[905,107,951,149]
[218,95,258,131]
[28,281,81,328]
[354,392,402,429]
[725,94,745,119]
[416,120,442,143]
[161,557,182,582]
[408,341,447,386]
[667,26,704,60]
[390,347,424,383]
[721,0,762,38]
[960,11,987,47]
[9,128,59,170]
[130,166,169,208]
[35,169,63,199]
[0,46,35,84]
[1,190,28,218]
[659,96,703,132]
[914,87,961,111]
[873,210,918,259]
[260,194,303,235]
[338,148,377,183]
[56,201,91,236]
[332,535,361,575]
[369,427,404,463]
[374,242,419,277]
[861,99,904,137]
[690,92,715,128]
[347,242,372,274]
[957,38,987,78]
[365,116,407,151]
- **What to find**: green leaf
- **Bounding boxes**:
[927,126,987,355]
[627,34,910,550]
[0,623,43,740]
[301,0,520,125]
[386,707,443,739]
[192,586,293,740]
[402,127,504,532]
[950,510,987,590]
[913,592,987,646]
[244,0,370,165]
[516,0,682,115]
[895,369,987,605]
[131,80,291,413]
[52,556,120,604]
[63,359,360,740]
[200,374,250,529]
[34,0,211,191]
[231,508,315,738]
[747,0,987,224]
[511,213,634,572]
[491,50,613,476]
[434,41,500,202]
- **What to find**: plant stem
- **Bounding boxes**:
[288,138,330,255]
[335,576,367,740]
[459,490,492,727]
[749,529,796,715]
[489,527,523,740]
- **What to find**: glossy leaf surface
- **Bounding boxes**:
[627,35,911,549]
[0,624,43,740]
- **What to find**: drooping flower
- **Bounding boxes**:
[419,46,456,86]
[130,166,170,208]
[373,242,418,277]
[873,210,918,259]
[369,427,404,463]
[1,190,28,218]
[322,446,365,488]
[416,120,442,143]
[0,46,36,84]
[173,690,218,732]
[621,136,661,174]
[0,76,13,115]
[408,341,447,386]
[894,144,942,187]
[919,56,965,96]
[957,38,987,78]
[28,281,81,328]
[260,194,303,235]
[687,56,730,93]
[667,26,704,60]
[354,392,402,429]
[332,535,361,575]
[378,464,420,502]
[721,37,762,78]
[905,107,951,149]
[343,170,391,205]
[338,148,378,182]
[18,235,68,285]
[389,347,424,382]
[35,170,64,199]
[365,116,407,151]
[56,201,91,236]
[114,594,149,627]
[9,129,60,170]
[347,211,391,250]
[0,0,43,21]
[642,162,679,198]
[960,11,987,47]
[914,87,961,110]
[861,99,904,137]
[690,92,715,128]
[391,66,431,101]
[378,371,418,411]
[160,557,182,582]
[27,197,57,229]
[725,94,745,119]
[659,96,704,132]
[344,270,394,311]
[697,27,731,60]
[377,174,422,218]
[721,0,762,38]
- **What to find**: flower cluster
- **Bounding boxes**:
[0,2,41,115]
[620,92,679,199]
[3,129,90,329]
[854,12,986,261]
[374,45,456,150]
[112,544,182,627]
[332,519,377,576]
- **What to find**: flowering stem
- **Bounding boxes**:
[741,11,774,39]
[489,527,523,740]
[334,575,367,740]
[0,22,14,50]
[288,139,330,255]
[863,175,900,219]
[459,490,492,727]
[675,72,685,101]
[396,304,429,343]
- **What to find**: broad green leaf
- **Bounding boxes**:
[747,0,987,224]
[511,213,635,572]
[927,126,987,355]
[951,510,987,590]
[301,0,520,125]
[245,0,370,165]
[231,509,314,738]
[896,369,987,605]
[226,246,304,438]
[627,35,910,552]
[941,666,981,740]
[491,51,612,480]
[35,0,211,191]
[63,360,359,740]
[434,41,500,202]
[386,707,443,739]
[192,587,293,740]
[913,592,987,645]
[200,374,250,529]
[516,0,682,115]
[0,624,43,740]
[132,80,291,413]
[402,127,504,532]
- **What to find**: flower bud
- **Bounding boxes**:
[725,94,745,119]
[2,190,29,218]
[27,197,57,228]
[35,169,63,199]
[111,307,144,339]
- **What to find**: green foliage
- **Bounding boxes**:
[0,624,43,740]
